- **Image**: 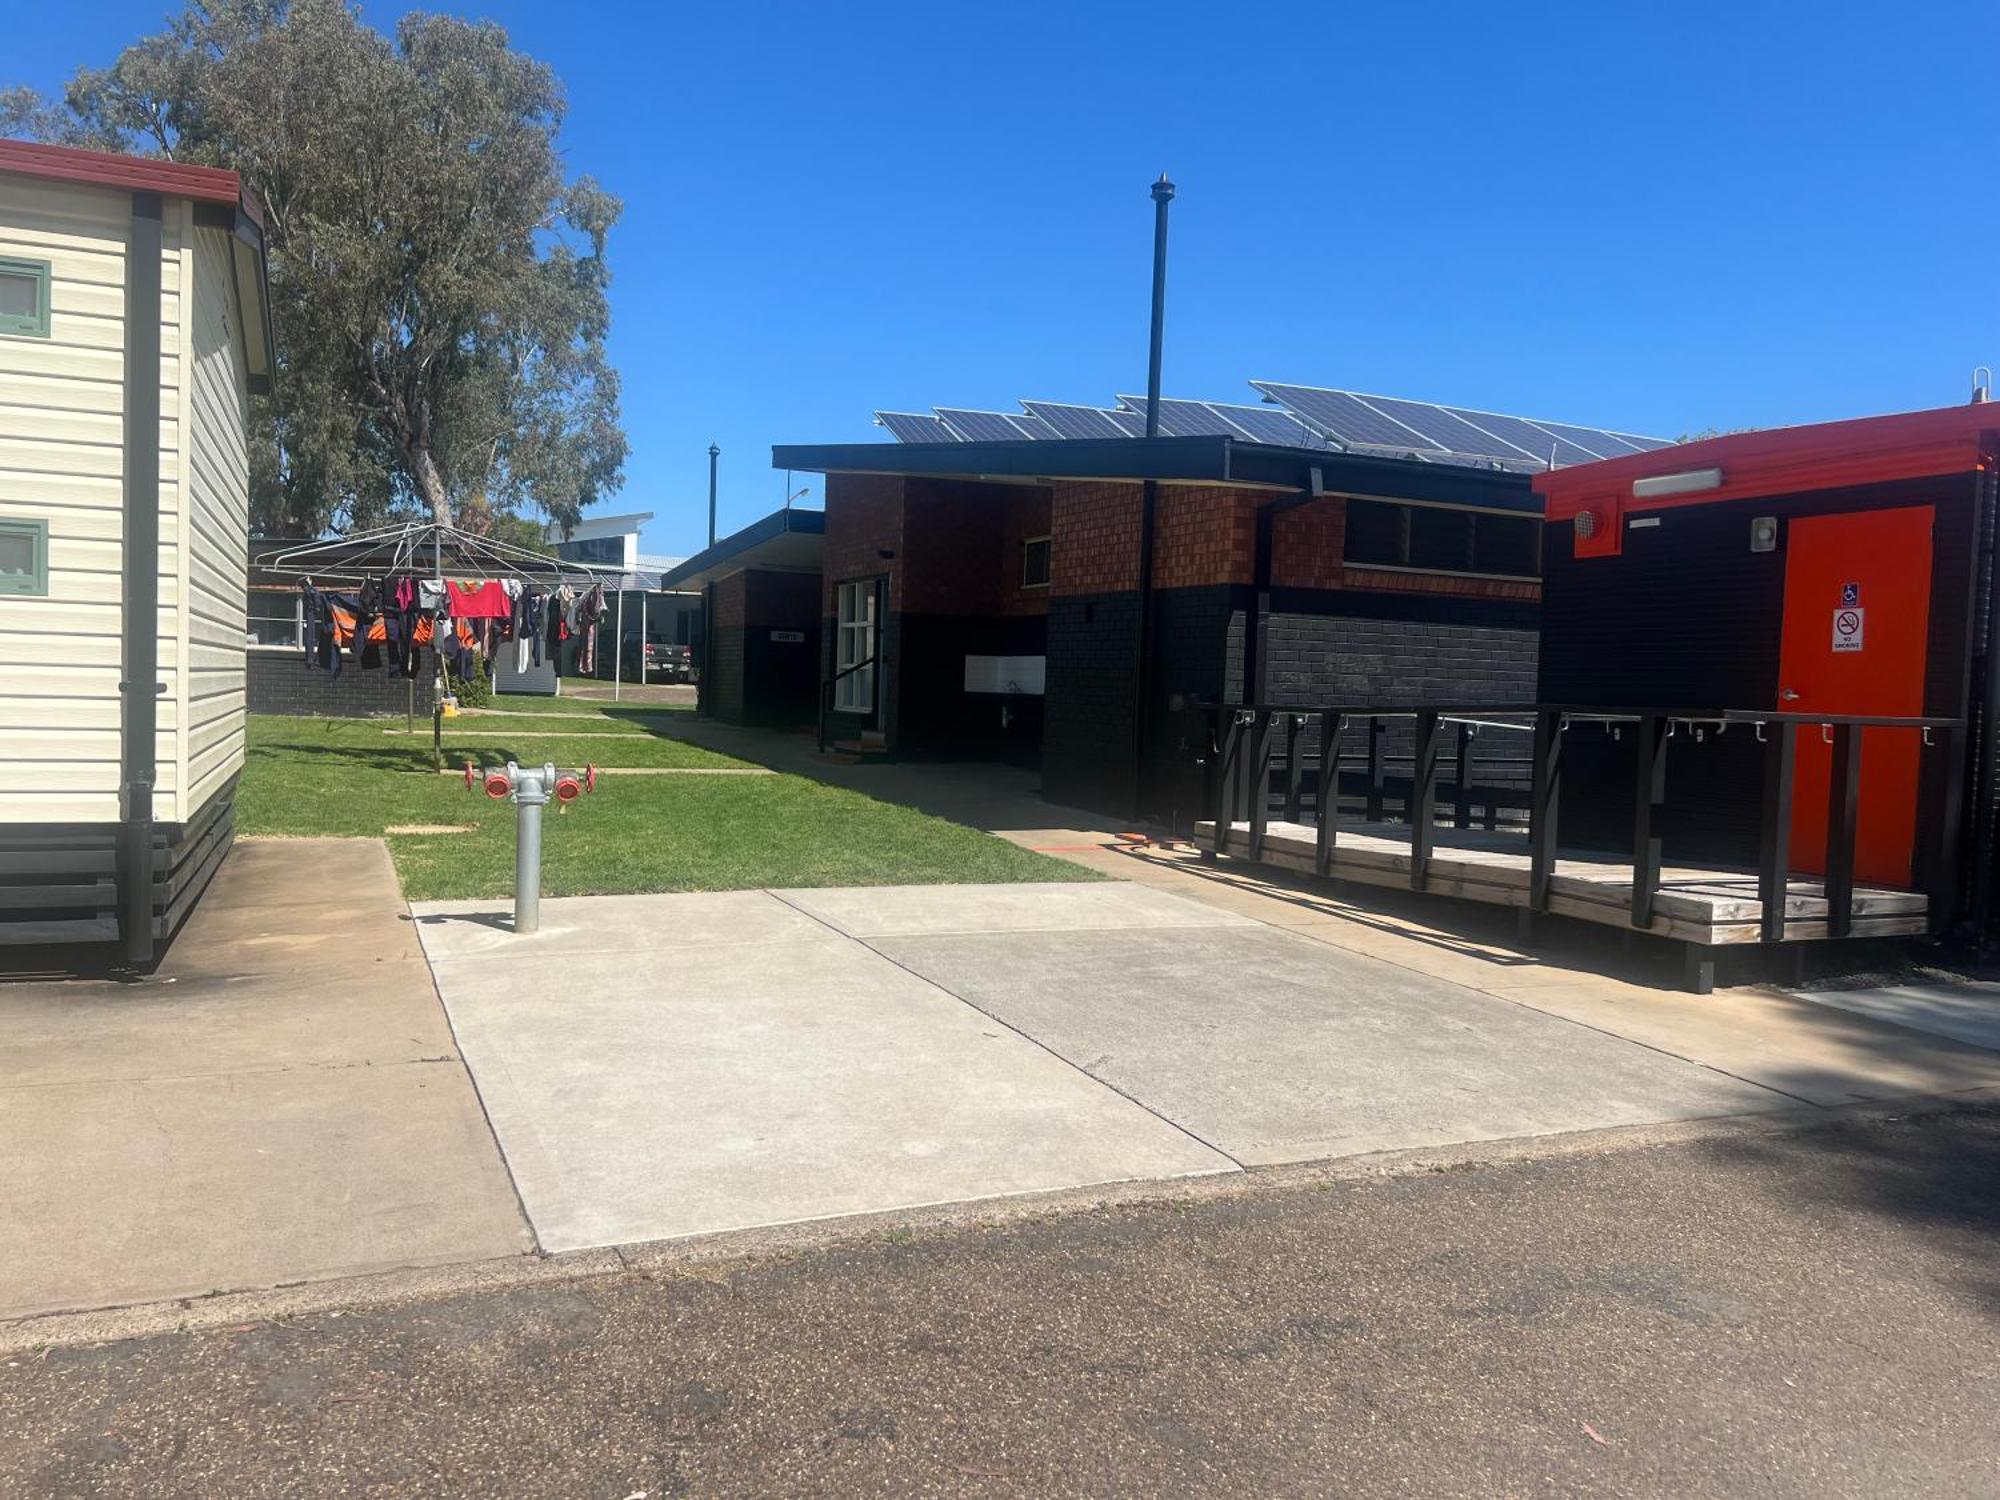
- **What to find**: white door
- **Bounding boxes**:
[835,580,877,714]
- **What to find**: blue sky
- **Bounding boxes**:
[14,2,1997,558]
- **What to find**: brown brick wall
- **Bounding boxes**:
[710,570,747,629]
[1152,485,1259,589]
[745,569,821,628]
[1050,481,1141,596]
[822,473,904,614]
[996,486,1052,618]
[1271,497,1344,590]
[1340,565,1541,603]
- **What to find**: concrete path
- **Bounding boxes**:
[408,877,1941,1257]
[1023,836,2000,1109]
[0,840,532,1321]
[1795,978,2000,1052]
[410,887,1235,1252]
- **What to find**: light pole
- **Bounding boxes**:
[707,443,720,547]
[1144,174,1174,438]
[1133,173,1174,820]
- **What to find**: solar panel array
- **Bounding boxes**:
[874,382,1672,469]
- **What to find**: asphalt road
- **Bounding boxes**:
[4,1106,1997,1499]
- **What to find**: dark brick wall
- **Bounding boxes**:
[1045,582,1541,824]
[706,572,748,723]
[1042,591,1141,813]
[1259,614,1538,708]
[247,651,436,717]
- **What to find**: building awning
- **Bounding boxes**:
[658,507,825,591]
[770,436,1539,512]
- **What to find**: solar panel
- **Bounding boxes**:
[1435,407,1607,468]
[1109,395,1244,438]
[1212,403,1332,448]
[876,411,954,443]
[1011,413,1061,440]
[1249,383,1448,451]
[1020,401,1133,439]
[1105,408,1149,437]
[935,408,1039,443]
[1510,418,1650,461]
[1608,431,1677,453]
[1348,393,1539,460]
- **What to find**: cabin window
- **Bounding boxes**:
[1021,535,1052,588]
[247,589,302,648]
[0,518,48,596]
[0,259,51,338]
[1342,498,1541,580]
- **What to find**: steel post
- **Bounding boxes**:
[513,762,550,935]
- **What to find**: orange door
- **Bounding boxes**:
[1778,506,1933,887]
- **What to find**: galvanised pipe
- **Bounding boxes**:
[509,761,555,935]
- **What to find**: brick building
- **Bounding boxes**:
[661,507,825,727]
[773,434,1546,822]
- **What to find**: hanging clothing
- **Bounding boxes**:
[418,579,447,613]
[445,578,510,619]
[513,586,549,673]
[575,584,607,676]
[300,583,340,678]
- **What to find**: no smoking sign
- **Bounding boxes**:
[1832,606,1865,653]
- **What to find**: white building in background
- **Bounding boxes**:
[510,508,695,695]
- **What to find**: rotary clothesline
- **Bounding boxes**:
[257,519,623,589]
[258,521,625,765]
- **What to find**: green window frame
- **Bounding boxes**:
[0,517,49,596]
[0,257,52,337]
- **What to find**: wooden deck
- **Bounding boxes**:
[1197,819,1929,947]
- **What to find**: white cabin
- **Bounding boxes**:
[0,139,272,961]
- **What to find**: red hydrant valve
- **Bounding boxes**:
[484,770,512,800]
[554,774,581,804]
[585,763,597,795]
[464,759,476,791]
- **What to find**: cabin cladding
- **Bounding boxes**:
[0,138,269,961]
[0,173,184,825]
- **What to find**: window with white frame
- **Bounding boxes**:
[834,579,877,714]
[246,589,302,648]
[1021,535,1051,588]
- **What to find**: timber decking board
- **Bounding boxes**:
[1197,819,1928,947]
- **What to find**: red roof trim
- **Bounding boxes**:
[0,137,262,229]
[1534,402,2000,518]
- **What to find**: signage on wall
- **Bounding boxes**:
[1832,607,1865,653]
[770,629,805,643]
[1841,581,1861,606]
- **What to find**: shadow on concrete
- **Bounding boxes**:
[1695,1103,2000,1312]
[410,910,516,935]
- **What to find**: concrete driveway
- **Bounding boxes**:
[413,880,1822,1255]
[0,840,531,1321]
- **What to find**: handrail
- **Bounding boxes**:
[1197,699,1969,951]
[817,654,879,752]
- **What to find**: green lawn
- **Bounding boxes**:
[466,686,693,717]
[239,709,1095,900]
[251,712,741,771]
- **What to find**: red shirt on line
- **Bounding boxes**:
[445,579,510,619]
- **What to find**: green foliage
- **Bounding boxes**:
[18,0,627,537]
[446,658,493,709]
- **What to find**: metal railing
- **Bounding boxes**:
[817,655,879,753]
[1200,702,1966,942]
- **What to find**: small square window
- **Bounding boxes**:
[0,518,49,595]
[1022,535,1051,588]
[0,259,51,338]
